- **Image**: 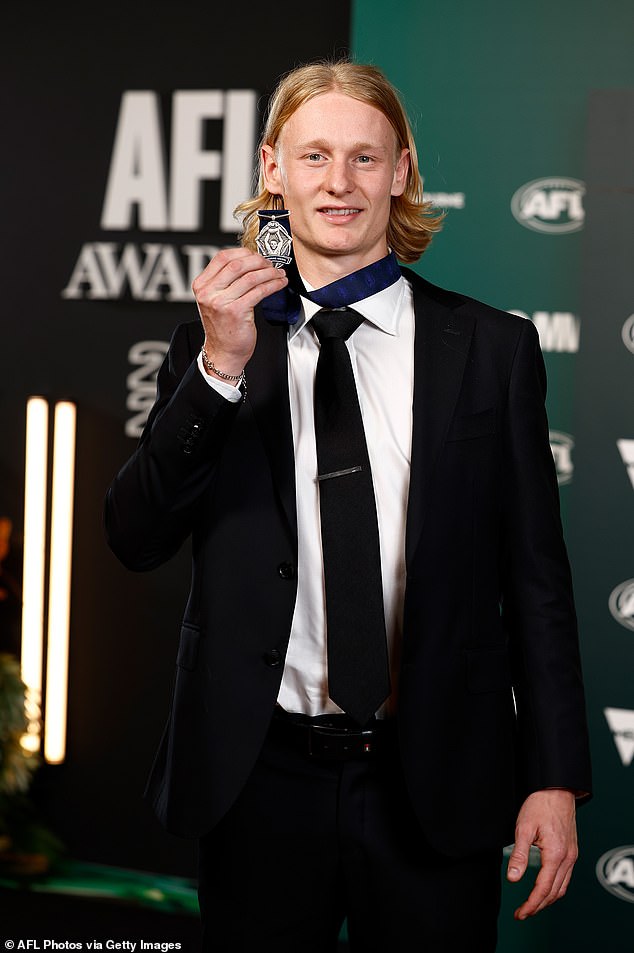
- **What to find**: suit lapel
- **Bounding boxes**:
[247,309,297,540]
[405,274,475,566]
[245,276,474,561]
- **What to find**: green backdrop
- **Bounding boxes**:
[352,2,634,949]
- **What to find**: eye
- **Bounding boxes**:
[307,153,324,162]
[356,155,373,164]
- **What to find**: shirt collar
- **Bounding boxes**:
[288,273,406,341]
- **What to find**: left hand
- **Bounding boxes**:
[506,789,578,920]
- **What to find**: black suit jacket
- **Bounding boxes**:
[105,268,591,856]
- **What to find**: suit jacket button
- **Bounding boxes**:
[263,649,282,668]
[277,562,295,580]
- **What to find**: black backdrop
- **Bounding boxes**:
[2,2,351,877]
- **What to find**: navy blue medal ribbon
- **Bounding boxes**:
[256,209,401,324]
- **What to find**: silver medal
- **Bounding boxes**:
[256,210,293,268]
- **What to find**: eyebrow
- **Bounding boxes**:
[293,140,390,155]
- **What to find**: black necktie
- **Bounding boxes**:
[312,308,391,726]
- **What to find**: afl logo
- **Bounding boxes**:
[622,314,634,354]
[608,579,634,632]
[511,177,585,234]
[549,430,574,486]
[596,846,634,903]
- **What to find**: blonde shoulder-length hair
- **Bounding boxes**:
[235,59,443,264]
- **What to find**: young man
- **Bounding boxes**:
[105,60,591,952]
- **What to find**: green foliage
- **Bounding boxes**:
[0,653,38,800]
[0,652,64,875]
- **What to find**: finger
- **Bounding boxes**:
[514,877,552,920]
[514,849,572,920]
[195,248,279,296]
[195,262,286,316]
[507,839,532,882]
[530,851,576,915]
[215,265,287,306]
[205,276,288,328]
[217,256,284,295]
[557,865,574,900]
[193,246,254,285]
[196,266,287,322]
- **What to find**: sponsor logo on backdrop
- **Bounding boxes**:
[425,191,466,210]
[604,708,634,766]
[609,579,634,632]
[126,340,170,438]
[511,177,585,234]
[617,439,634,490]
[62,89,258,302]
[623,314,634,354]
[596,847,634,903]
[549,431,574,485]
[508,310,580,352]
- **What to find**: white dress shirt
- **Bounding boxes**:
[198,275,414,717]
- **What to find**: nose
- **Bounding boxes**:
[323,157,353,195]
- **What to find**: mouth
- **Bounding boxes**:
[319,207,362,219]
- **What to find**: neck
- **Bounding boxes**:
[294,246,390,289]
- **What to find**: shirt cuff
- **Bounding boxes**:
[196,351,243,403]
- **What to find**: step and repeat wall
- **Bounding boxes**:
[352,1,634,949]
[2,1,633,948]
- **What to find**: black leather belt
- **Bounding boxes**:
[272,706,392,761]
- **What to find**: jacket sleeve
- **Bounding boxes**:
[104,322,242,572]
[500,318,592,799]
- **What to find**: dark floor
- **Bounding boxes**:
[0,889,200,948]
[0,889,350,951]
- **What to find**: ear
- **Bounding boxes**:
[391,148,410,197]
[262,143,283,196]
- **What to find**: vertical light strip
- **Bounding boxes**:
[44,401,77,764]
[21,397,49,754]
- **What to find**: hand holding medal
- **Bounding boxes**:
[191,234,288,386]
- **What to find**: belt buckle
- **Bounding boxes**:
[308,724,375,760]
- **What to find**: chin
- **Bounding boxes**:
[320,234,364,255]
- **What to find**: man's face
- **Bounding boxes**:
[262,91,409,284]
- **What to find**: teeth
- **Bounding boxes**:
[323,208,360,216]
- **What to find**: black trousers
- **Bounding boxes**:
[198,715,502,952]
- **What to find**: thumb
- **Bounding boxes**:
[507,838,531,882]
